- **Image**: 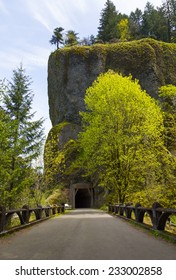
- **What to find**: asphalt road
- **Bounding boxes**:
[0,209,176,260]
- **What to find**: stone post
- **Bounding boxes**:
[152,202,162,229]
[22,205,30,224]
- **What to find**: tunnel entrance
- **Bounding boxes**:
[70,183,94,208]
[75,189,91,208]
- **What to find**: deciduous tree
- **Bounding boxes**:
[75,71,165,203]
[117,18,130,41]
[159,84,176,152]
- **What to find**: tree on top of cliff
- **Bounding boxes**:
[64,30,79,46]
[141,2,169,41]
[117,18,130,41]
[50,27,64,49]
[129,8,143,39]
[163,0,176,42]
[97,0,127,42]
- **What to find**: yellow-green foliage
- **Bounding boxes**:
[46,188,69,205]
[159,85,176,152]
[117,18,130,41]
[47,39,176,207]
[44,122,79,189]
[75,71,171,204]
[44,122,69,188]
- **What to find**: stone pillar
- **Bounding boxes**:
[22,205,30,224]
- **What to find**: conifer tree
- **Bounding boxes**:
[1,65,45,208]
[97,0,119,42]
[65,30,79,46]
[163,0,176,42]
[50,27,64,49]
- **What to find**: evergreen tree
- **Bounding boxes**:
[64,30,79,46]
[1,65,45,208]
[129,8,143,39]
[141,2,169,41]
[97,0,119,42]
[50,27,64,49]
[163,0,176,42]
[0,107,12,206]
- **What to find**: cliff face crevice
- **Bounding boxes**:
[48,39,176,127]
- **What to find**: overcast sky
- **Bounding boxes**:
[0,0,163,136]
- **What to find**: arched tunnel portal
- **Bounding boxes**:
[70,183,94,208]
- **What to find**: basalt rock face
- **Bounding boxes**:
[48,39,176,127]
[46,39,176,206]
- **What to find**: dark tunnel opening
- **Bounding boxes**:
[75,189,91,208]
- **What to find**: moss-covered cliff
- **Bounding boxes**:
[45,39,176,194]
[48,39,176,127]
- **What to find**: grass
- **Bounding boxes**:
[110,210,176,244]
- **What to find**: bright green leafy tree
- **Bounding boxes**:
[0,65,45,208]
[75,71,166,204]
[159,84,176,153]
[117,18,130,41]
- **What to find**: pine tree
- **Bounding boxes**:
[129,8,143,39]
[97,0,119,42]
[141,2,169,41]
[64,30,79,46]
[1,65,45,208]
[163,0,176,42]
[50,27,64,49]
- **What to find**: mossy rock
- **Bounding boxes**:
[48,39,176,127]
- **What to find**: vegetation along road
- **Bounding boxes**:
[0,209,176,260]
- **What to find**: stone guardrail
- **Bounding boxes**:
[108,202,176,231]
[0,204,65,234]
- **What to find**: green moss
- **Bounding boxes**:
[49,121,70,138]
[50,39,176,89]
[106,40,156,75]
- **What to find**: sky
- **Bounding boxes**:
[0,0,164,137]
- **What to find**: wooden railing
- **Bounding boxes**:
[0,204,65,234]
[108,202,176,232]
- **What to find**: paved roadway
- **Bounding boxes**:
[0,209,176,260]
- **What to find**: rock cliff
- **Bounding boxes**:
[45,39,176,197]
[48,38,176,127]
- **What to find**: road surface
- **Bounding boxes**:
[0,209,176,259]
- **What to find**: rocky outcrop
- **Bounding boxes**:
[45,38,176,204]
[48,39,176,127]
